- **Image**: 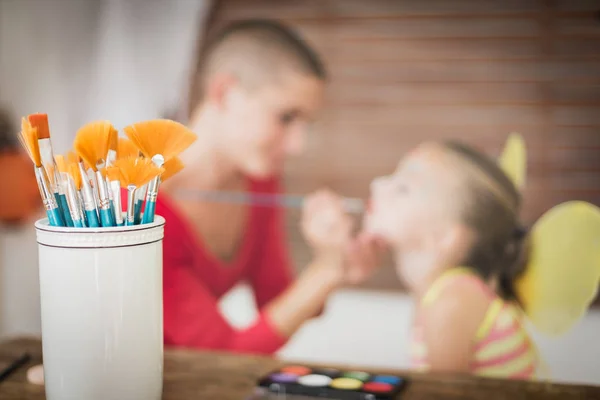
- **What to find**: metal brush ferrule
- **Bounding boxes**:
[106,149,116,166]
[53,167,64,195]
[39,140,57,189]
[34,167,59,211]
[109,180,124,225]
[78,163,97,212]
[57,172,71,198]
[65,177,83,222]
[135,183,147,202]
[126,186,137,225]
[145,178,160,202]
[145,154,165,202]
[94,170,112,211]
[77,191,85,210]
[106,176,114,201]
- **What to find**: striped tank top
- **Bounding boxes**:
[410,267,538,379]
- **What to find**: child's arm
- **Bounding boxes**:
[421,281,492,373]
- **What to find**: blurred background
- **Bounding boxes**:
[1,0,599,385]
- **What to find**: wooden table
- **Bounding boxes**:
[1,337,599,399]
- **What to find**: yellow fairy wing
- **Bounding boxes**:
[498,133,526,190]
[516,201,600,336]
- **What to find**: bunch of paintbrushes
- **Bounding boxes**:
[18,114,196,227]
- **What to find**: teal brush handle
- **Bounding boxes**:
[85,209,100,228]
[53,192,65,222]
[141,200,156,224]
[109,202,117,226]
[54,192,69,226]
[73,219,85,228]
[58,194,74,227]
[99,208,114,227]
[47,208,64,227]
[142,175,161,224]
[133,200,143,225]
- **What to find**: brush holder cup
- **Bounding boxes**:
[34,216,165,400]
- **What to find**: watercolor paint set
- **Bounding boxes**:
[247,365,407,399]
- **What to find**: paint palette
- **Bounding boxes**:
[249,365,407,399]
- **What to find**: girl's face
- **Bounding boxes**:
[364,143,467,284]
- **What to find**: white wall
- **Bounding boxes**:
[0,0,208,152]
[220,284,600,386]
[0,0,209,337]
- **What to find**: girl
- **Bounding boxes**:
[361,138,600,379]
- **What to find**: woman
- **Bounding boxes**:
[157,19,386,354]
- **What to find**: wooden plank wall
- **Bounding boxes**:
[207,0,600,291]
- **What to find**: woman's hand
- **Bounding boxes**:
[302,189,353,259]
[267,189,353,336]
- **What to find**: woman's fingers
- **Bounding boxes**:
[302,189,352,250]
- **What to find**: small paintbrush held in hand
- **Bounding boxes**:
[18,113,197,227]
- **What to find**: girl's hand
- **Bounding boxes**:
[302,189,353,258]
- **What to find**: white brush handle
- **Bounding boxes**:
[174,189,364,214]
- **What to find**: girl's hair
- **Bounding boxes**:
[442,141,530,304]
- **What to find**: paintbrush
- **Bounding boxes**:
[117,137,145,223]
[28,113,71,225]
[54,155,76,227]
[58,154,86,228]
[124,119,196,224]
[105,166,124,226]
[105,127,119,221]
[130,158,186,223]
[108,156,164,226]
[17,118,65,226]
[174,189,365,214]
[66,160,85,227]
[67,151,88,226]
[76,158,100,228]
[74,121,116,227]
[106,127,118,167]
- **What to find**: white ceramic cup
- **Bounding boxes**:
[34,216,165,400]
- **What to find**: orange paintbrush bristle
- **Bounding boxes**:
[161,157,184,182]
[66,150,79,165]
[109,127,118,151]
[73,121,114,171]
[111,156,165,189]
[55,155,67,173]
[105,165,122,182]
[27,113,50,140]
[123,119,196,162]
[18,117,42,167]
[117,137,140,160]
[68,162,82,191]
